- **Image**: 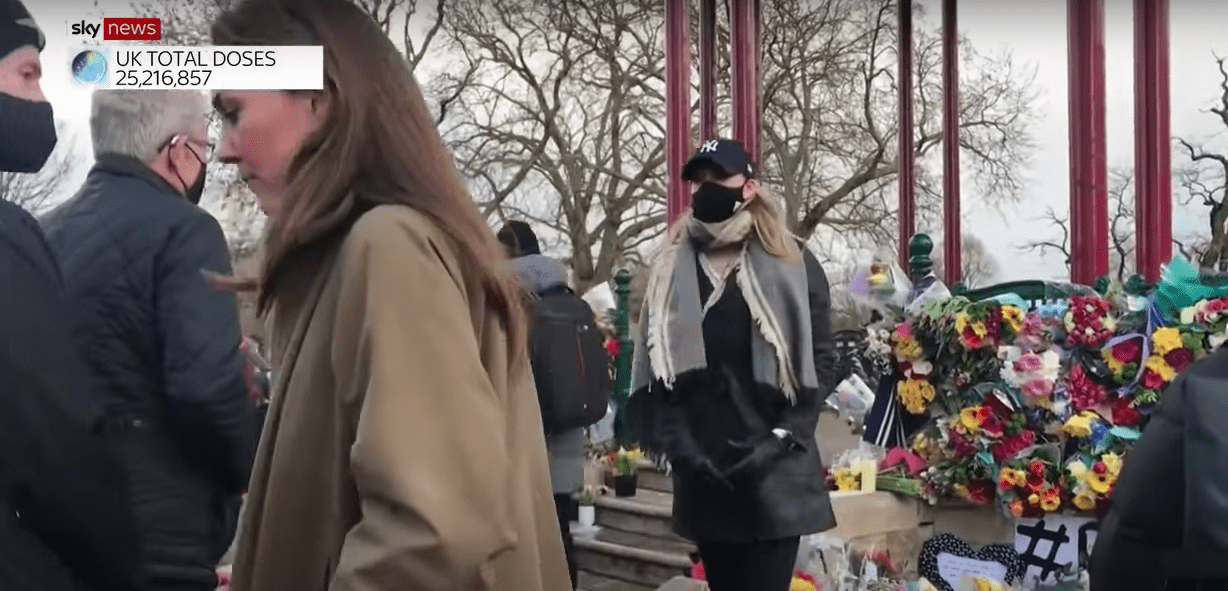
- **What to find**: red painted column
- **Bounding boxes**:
[666,0,693,227]
[1067,0,1109,284]
[730,0,762,164]
[1134,0,1171,282]
[942,0,961,285]
[699,0,717,143]
[897,0,916,271]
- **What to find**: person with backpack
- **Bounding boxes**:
[627,140,838,591]
[498,220,611,590]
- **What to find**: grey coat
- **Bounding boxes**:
[508,254,588,496]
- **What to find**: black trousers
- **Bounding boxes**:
[697,537,800,591]
[553,494,578,589]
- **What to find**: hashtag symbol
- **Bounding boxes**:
[1016,520,1068,581]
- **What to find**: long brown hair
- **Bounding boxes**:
[211,0,526,361]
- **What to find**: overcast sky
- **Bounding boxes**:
[27,0,1228,283]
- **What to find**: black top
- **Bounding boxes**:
[630,243,838,544]
[0,198,141,591]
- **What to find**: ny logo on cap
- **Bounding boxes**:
[700,140,719,153]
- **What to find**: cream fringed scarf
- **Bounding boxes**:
[630,210,818,404]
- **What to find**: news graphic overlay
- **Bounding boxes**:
[72,50,107,84]
[67,46,323,90]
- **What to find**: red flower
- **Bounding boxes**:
[1141,368,1166,391]
[605,338,621,358]
[1111,339,1142,363]
[1165,348,1193,373]
[1111,397,1143,426]
[1068,364,1110,411]
[949,429,978,458]
[1093,461,1107,475]
[985,312,1003,341]
[1028,460,1046,477]
[962,326,984,349]
[1026,472,1046,493]
[964,480,995,503]
[991,430,1034,463]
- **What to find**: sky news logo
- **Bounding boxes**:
[68,18,162,41]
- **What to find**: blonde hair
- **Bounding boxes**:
[745,184,801,262]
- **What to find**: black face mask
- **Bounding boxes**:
[173,143,206,204]
[185,165,206,205]
[0,93,57,173]
[691,182,745,223]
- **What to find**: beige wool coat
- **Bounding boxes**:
[227,204,571,591]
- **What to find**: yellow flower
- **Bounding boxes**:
[898,379,936,414]
[999,468,1026,489]
[1062,413,1095,438]
[1040,488,1062,512]
[1088,471,1114,494]
[1153,327,1183,356]
[833,468,860,491]
[1102,349,1126,375]
[790,578,817,591]
[1028,492,1040,505]
[1001,305,1024,334]
[1101,452,1124,478]
[1072,493,1097,511]
[959,406,985,434]
[1146,354,1175,382]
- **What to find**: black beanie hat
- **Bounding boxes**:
[0,0,44,62]
[496,221,541,257]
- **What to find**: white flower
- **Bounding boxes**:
[1211,333,1228,351]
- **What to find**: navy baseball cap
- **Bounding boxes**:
[681,139,756,181]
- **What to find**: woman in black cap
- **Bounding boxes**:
[628,139,838,590]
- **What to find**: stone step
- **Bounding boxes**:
[574,536,692,589]
[596,526,697,556]
[635,459,672,493]
[578,570,659,591]
[594,489,678,541]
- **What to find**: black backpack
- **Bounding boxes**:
[528,284,612,433]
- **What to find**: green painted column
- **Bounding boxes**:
[614,268,633,440]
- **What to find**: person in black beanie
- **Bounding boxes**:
[0,1,142,590]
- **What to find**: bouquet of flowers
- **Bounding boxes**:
[1064,295,1117,347]
[997,446,1065,518]
[892,321,936,414]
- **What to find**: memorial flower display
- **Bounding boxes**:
[862,264,1228,517]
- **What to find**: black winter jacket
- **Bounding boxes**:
[40,154,256,590]
[0,198,141,591]
[629,244,838,544]
[1090,346,1228,590]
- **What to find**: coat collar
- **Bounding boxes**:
[90,153,185,199]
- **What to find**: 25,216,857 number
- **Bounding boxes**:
[114,69,214,88]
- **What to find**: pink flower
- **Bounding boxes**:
[1021,378,1053,399]
[1013,354,1043,374]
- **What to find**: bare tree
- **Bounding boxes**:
[0,121,79,214]
[759,0,1039,248]
[1175,55,1228,271]
[932,233,1000,288]
[440,0,668,293]
[1019,168,1138,283]
[439,0,1038,292]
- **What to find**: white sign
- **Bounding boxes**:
[1014,516,1098,584]
[68,46,323,90]
[936,553,1008,590]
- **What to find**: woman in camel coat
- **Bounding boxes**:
[207,1,571,589]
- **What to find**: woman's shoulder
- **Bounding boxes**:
[340,204,463,279]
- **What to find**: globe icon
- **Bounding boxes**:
[71,50,107,85]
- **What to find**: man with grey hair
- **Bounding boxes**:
[41,89,256,591]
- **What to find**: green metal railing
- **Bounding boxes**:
[613,269,633,441]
